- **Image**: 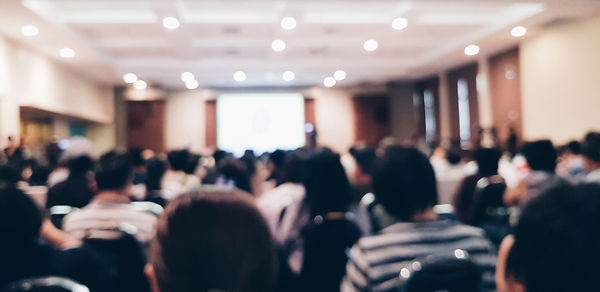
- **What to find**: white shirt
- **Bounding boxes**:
[257,182,305,233]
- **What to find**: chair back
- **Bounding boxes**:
[3,276,89,292]
[402,253,482,292]
[49,205,78,229]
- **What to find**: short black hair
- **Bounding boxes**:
[146,158,166,191]
[351,147,377,175]
[217,158,252,194]
[445,148,462,165]
[95,151,132,191]
[269,150,287,168]
[371,146,438,220]
[474,148,502,176]
[506,183,600,291]
[0,165,19,188]
[582,132,600,162]
[279,152,308,184]
[0,187,42,249]
[521,140,557,172]
[67,155,93,175]
[566,140,582,155]
[167,150,190,171]
[128,148,145,167]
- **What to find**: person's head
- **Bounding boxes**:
[184,154,200,175]
[95,151,132,192]
[67,156,93,176]
[167,150,190,172]
[372,146,438,221]
[521,140,557,173]
[475,148,502,176]
[303,149,353,216]
[445,148,462,165]
[279,152,307,184]
[0,187,42,250]
[352,147,377,177]
[566,140,582,155]
[146,158,167,191]
[0,164,19,189]
[498,183,600,292]
[582,132,600,172]
[129,148,146,168]
[148,186,276,292]
[217,158,252,194]
[29,165,50,186]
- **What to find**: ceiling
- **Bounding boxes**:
[1,0,600,89]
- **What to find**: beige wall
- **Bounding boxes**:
[0,36,115,153]
[520,16,600,143]
[163,87,356,154]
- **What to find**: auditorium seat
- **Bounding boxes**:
[2,276,90,292]
[401,253,482,292]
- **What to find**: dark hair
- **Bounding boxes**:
[303,149,353,216]
[0,165,19,188]
[217,159,252,194]
[151,187,277,292]
[184,154,200,175]
[351,147,377,175]
[372,146,438,220]
[445,148,462,165]
[474,148,502,176]
[29,165,51,186]
[146,158,166,191]
[566,140,582,155]
[269,150,287,169]
[95,151,132,190]
[521,140,557,173]
[0,187,42,249]
[128,148,145,167]
[506,183,600,291]
[167,150,190,171]
[67,156,92,176]
[582,132,600,162]
[279,152,307,184]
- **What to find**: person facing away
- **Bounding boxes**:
[581,131,600,182]
[161,150,200,199]
[62,151,158,250]
[496,183,600,292]
[453,147,503,224]
[145,186,277,292]
[0,187,107,290]
[46,155,95,208]
[504,140,563,207]
[341,146,497,292]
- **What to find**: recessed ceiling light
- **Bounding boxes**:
[333,70,347,81]
[282,71,295,81]
[185,79,199,89]
[162,17,180,29]
[180,72,195,82]
[363,39,378,52]
[21,25,39,36]
[464,44,480,56]
[281,17,297,30]
[511,26,527,37]
[392,17,408,30]
[123,73,137,83]
[58,47,75,58]
[233,71,247,82]
[323,76,336,87]
[133,80,147,90]
[271,39,286,52]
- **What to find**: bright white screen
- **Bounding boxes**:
[217,93,305,156]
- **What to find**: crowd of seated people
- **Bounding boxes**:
[1,130,600,292]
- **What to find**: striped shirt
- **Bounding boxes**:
[341,219,497,292]
[63,197,157,251]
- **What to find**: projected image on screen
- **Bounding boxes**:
[217,93,306,156]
